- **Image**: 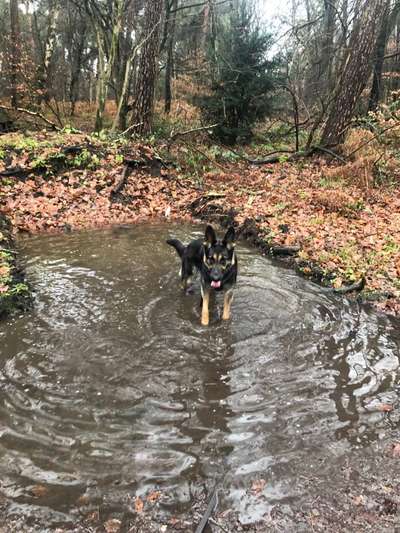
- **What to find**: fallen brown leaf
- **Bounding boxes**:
[104,519,121,533]
[76,494,90,506]
[353,495,365,506]
[30,484,49,498]
[251,478,267,495]
[146,490,161,502]
[390,442,400,457]
[378,403,393,412]
[134,496,144,513]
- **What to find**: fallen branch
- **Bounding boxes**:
[190,191,227,215]
[190,191,226,206]
[244,150,298,164]
[195,191,226,200]
[206,137,345,167]
[0,166,30,178]
[120,122,144,137]
[169,123,219,141]
[244,145,346,165]
[312,145,347,164]
[271,245,300,256]
[110,165,131,197]
[61,144,97,155]
[333,278,365,294]
[0,104,61,131]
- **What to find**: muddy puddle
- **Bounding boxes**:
[0,224,399,529]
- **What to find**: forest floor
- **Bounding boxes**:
[1,130,400,317]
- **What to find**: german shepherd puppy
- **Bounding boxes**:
[167,225,237,325]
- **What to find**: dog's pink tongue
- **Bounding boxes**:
[211,281,221,288]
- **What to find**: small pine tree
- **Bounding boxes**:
[199,2,280,145]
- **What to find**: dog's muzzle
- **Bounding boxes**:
[210,268,223,288]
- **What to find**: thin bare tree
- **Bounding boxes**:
[9,0,20,108]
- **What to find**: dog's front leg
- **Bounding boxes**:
[222,289,234,320]
[201,288,210,326]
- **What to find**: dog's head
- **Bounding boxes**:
[203,225,236,289]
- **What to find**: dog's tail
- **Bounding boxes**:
[166,239,185,258]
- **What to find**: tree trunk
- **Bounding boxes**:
[164,0,178,114]
[93,0,124,131]
[369,0,400,110]
[130,0,163,134]
[9,0,20,109]
[320,0,337,92]
[201,1,210,52]
[94,31,108,132]
[321,0,387,147]
[208,0,218,80]
[37,0,60,104]
[69,23,87,116]
[112,0,141,131]
[111,49,135,131]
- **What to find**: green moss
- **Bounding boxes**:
[381,236,399,255]
[16,137,40,150]
[0,216,31,319]
[318,176,345,189]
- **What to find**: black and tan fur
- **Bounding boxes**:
[167,225,238,325]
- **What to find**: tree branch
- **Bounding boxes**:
[0,105,61,130]
[383,50,400,60]
[171,0,230,14]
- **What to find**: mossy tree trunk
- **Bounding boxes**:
[94,0,124,131]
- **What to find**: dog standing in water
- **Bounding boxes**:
[167,225,238,325]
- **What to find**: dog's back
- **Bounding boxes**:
[167,237,204,290]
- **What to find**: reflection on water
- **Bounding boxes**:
[0,224,399,525]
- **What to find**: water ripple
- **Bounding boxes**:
[0,225,399,525]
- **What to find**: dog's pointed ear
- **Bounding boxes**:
[204,225,216,247]
[223,226,235,249]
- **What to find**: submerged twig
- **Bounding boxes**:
[209,517,230,533]
[195,486,219,533]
